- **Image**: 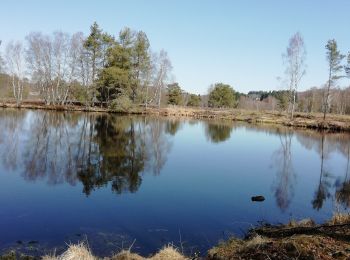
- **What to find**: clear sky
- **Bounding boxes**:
[1,0,350,94]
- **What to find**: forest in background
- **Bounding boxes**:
[0,24,350,119]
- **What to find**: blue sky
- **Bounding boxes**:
[1,0,350,94]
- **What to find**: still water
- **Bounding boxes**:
[0,109,349,257]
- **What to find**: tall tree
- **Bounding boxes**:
[84,22,103,84]
[131,31,151,102]
[96,28,133,104]
[323,39,345,120]
[283,32,306,119]
[84,22,115,104]
[152,50,172,108]
[5,41,25,106]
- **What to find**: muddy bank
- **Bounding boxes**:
[1,101,350,132]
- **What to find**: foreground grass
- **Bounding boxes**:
[43,245,186,260]
[2,100,350,132]
[0,245,187,260]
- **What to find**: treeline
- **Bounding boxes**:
[0,23,240,110]
[0,23,177,110]
[1,29,350,117]
[238,86,350,115]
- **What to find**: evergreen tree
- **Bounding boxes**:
[208,83,237,108]
[323,39,345,120]
[167,83,183,105]
[131,31,151,102]
[187,94,201,107]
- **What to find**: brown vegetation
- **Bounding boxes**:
[3,101,350,132]
[42,244,186,260]
[209,214,350,259]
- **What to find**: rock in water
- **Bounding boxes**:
[251,195,265,202]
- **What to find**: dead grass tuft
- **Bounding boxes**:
[111,250,144,260]
[43,242,95,260]
[43,244,187,260]
[150,245,186,260]
[328,213,350,225]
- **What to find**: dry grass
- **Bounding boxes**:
[111,250,144,260]
[287,218,315,228]
[243,235,271,249]
[208,234,350,259]
[43,244,187,260]
[328,213,350,225]
[150,246,186,260]
[43,243,96,260]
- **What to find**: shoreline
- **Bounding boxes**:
[2,214,350,259]
[1,101,350,132]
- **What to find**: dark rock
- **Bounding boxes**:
[251,196,265,202]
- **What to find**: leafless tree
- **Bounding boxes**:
[26,31,84,105]
[5,41,26,106]
[151,50,172,108]
[283,32,306,119]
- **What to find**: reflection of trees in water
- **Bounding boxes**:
[271,130,296,212]
[23,112,82,185]
[77,115,147,195]
[0,110,27,170]
[205,122,233,143]
[146,118,172,175]
[295,130,350,210]
[335,143,350,209]
[311,134,332,210]
[0,111,173,195]
[165,119,182,136]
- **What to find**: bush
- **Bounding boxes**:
[109,94,132,112]
[187,94,201,107]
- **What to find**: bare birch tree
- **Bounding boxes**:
[151,50,172,108]
[5,41,26,106]
[26,31,84,105]
[283,32,306,119]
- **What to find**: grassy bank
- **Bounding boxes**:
[2,214,350,259]
[1,101,350,132]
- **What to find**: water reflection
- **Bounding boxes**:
[336,144,350,209]
[311,134,332,210]
[205,121,233,143]
[0,110,173,195]
[165,119,182,136]
[1,109,350,212]
[271,129,296,212]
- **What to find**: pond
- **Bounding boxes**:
[0,109,349,257]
